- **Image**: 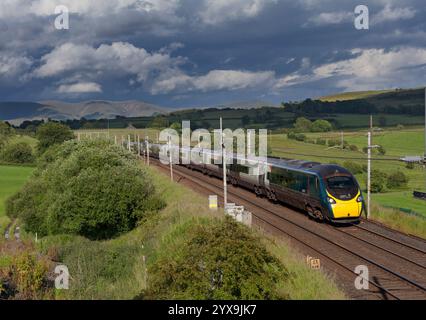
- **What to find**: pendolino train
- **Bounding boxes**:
[146,143,365,224]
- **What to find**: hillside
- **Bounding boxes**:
[0,100,169,124]
[318,88,424,107]
[319,90,395,102]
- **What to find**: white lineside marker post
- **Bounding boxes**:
[168,136,173,182]
[128,135,131,152]
[221,117,228,208]
[114,135,117,145]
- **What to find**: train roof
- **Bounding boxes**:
[151,143,353,177]
[267,157,352,177]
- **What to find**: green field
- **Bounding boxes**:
[319,90,394,102]
[0,165,34,232]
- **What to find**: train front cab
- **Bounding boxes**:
[322,174,364,224]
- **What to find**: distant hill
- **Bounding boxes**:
[0,100,170,124]
[318,88,425,107]
[214,100,278,109]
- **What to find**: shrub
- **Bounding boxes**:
[311,120,332,132]
[139,217,288,300]
[387,171,409,189]
[36,122,74,154]
[327,139,340,147]
[0,250,53,300]
[316,138,326,146]
[406,162,415,170]
[371,169,387,193]
[287,131,306,142]
[377,145,386,155]
[348,144,358,152]
[1,142,34,164]
[343,161,363,175]
[294,117,312,132]
[7,139,165,240]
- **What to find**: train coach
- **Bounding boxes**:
[146,143,365,224]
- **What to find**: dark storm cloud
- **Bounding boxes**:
[0,0,425,106]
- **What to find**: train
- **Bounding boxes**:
[145,143,365,224]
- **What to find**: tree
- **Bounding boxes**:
[371,169,387,193]
[138,217,288,300]
[0,122,14,150]
[0,121,14,137]
[387,171,409,189]
[294,117,312,132]
[311,120,332,132]
[149,116,168,128]
[36,122,74,154]
[1,142,34,164]
[7,139,165,240]
[170,122,182,133]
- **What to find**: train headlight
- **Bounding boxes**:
[357,196,363,203]
[328,197,336,204]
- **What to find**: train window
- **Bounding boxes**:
[230,163,250,174]
[327,176,356,189]
[309,176,320,198]
[326,176,358,200]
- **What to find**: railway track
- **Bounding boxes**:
[152,160,426,300]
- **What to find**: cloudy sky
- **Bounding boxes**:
[0,0,425,107]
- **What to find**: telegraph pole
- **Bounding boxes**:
[367,115,380,219]
[221,117,228,207]
[367,130,372,219]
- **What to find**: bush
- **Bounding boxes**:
[387,171,409,189]
[287,131,306,142]
[343,161,363,175]
[294,117,312,132]
[7,139,165,240]
[371,169,387,193]
[1,142,34,164]
[311,120,332,132]
[316,138,326,145]
[36,122,74,154]
[348,144,358,152]
[406,162,415,170]
[377,145,386,155]
[327,139,340,147]
[139,217,288,300]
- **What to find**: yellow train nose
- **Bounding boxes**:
[328,192,363,219]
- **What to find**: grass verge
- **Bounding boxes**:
[36,163,345,300]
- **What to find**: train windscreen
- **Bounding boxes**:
[326,176,358,200]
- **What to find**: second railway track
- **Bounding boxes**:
[151,159,426,300]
